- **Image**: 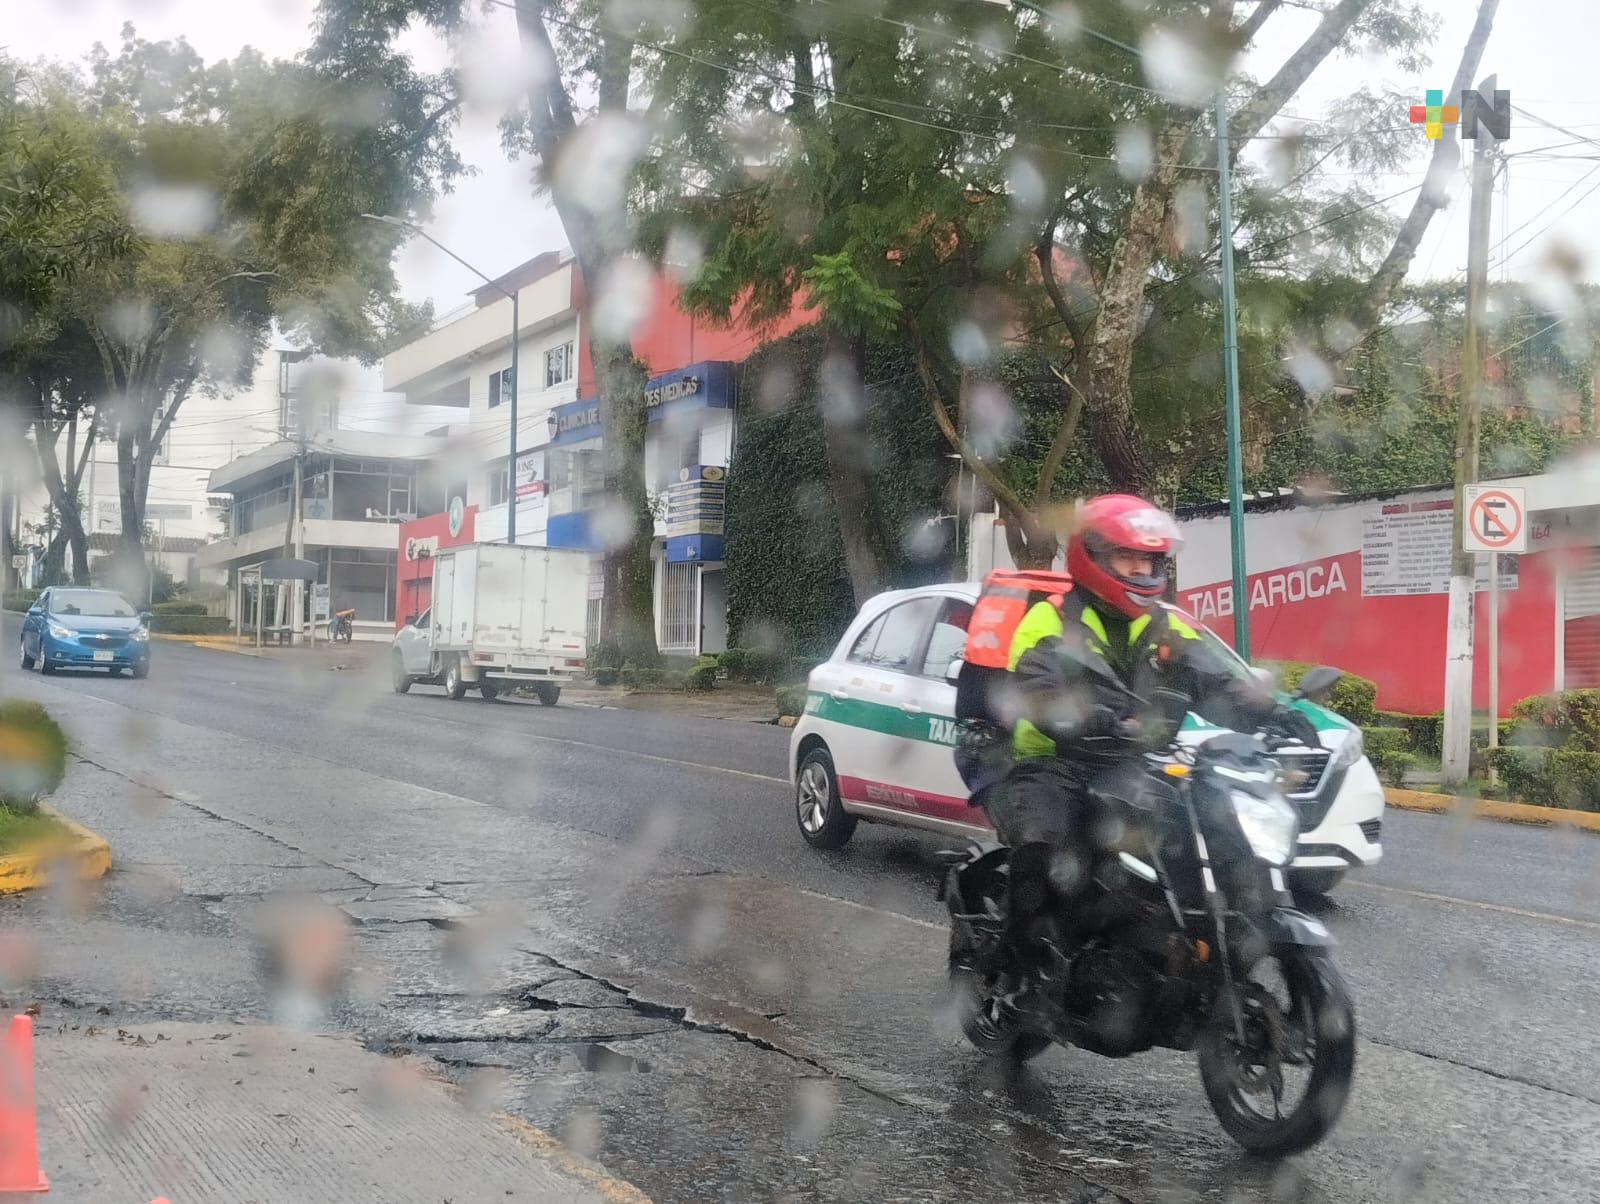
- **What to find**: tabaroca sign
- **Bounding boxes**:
[1181,554,1351,622]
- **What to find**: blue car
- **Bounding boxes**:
[19,588,152,678]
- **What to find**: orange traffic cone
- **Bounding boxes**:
[0,1015,47,1192]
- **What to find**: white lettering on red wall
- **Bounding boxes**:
[1182,557,1348,622]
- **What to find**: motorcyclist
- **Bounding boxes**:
[985,494,1321,1005]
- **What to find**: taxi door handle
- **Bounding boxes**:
[900,701,923,715]
[830,689,850,701]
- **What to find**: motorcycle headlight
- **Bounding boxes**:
[47,621,75,641]
[1328,726,1364,773]
[1230,789,1298,866]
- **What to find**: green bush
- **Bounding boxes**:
[775,684,807,717]
[593,666,621,687]
[1361,725,1414,787]
[620,666,665,692]
[149,614,231,635]
[0,701,68,812]
[1376,710,1442,759]
[1509,689,1600,752]
[1267,661,1378,727]
[2,590,40,614]
[151,601,207,616]
[1484,746,1600,811]
[688,657,719,692]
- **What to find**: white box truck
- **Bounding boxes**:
[389,543,590,704]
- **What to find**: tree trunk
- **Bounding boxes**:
[31,422,93,586]
[592,338,658,664]
[113,425,148,595]
[515,3,660,664]
[819,332,895,607]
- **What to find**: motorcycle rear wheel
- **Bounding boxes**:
[1198,948,1355,1155]
[949,918,1051,1062]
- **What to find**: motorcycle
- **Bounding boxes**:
[943,655,1355,1155]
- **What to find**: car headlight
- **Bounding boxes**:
[47,621,75,641]
[130,626,149,642]
[1328,726,1364,773]
[1230,789,1298,866]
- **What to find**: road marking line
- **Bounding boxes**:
[1348,878,1600,931]
[374,700,791,785]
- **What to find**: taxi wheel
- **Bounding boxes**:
[795,747,856,850]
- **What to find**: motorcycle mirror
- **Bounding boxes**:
[1293,665,1343,702]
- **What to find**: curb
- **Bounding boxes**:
[0,805,112,894]
[1385,787,1600,832]
[152,634,263,657]
[495,1113,653,1203]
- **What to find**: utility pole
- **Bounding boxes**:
[1441,129,1498,786]
[1216,91,1251,660]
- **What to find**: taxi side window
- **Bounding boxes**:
[865,599,934,672]
[919,599,973,677]
[846,613,888,664]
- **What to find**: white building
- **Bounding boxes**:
[381,251,743,655]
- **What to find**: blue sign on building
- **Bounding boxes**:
[549,361,734,447]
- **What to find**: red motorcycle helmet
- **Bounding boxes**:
[1066,494,1183,619]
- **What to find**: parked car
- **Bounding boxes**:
[787,583,1384,895]
[18,588,152,679]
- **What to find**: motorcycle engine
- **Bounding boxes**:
[1064,943,1159,1057]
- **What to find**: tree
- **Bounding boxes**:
[645,0,1492,568]
[0,58,131,586]
[59,26,461,588]
[315,0,669,663]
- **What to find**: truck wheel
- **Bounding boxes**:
[391,651,411,695]
[479,678,499,702]
[534,684,560,706]
[443,656,467,700]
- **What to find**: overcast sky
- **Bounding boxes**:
[9,0,1595,313]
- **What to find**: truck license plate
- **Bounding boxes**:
[93,651,114,662]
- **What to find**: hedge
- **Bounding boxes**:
[715,647,812,686]
[1484,747,1600,811]
[151,601,208,617]
[1509,689,1600,752]
[1373,711,1520,761]
[0,701,68,812]
[149,614,231,636]
[1360,725,1414,787]
[775,685,807,717]
[1265,661,1378,727]
[2,590,39,614]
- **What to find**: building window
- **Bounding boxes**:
[544,342,573,389]
[488,367,515,409]
[660,561,698,650]
[487,458,510,507]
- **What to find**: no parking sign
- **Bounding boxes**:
[1463,485,1527,554]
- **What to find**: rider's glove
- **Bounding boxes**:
[1272,705,1322,750]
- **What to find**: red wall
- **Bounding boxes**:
[575,275,817,397]
[395,505,477,630]
[1185,549,1556,717]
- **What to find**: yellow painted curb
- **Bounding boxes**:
[1385,787,1600,832]
[153,634,262,657]
[495,1113,653,1203]
[0,805,111,894]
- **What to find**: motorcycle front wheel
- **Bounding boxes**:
[1197,948,1355,1155]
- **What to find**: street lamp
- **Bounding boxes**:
[361,213,521,544]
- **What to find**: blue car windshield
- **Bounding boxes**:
[51,590,136,618]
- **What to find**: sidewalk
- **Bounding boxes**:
[36,1021,643,1203]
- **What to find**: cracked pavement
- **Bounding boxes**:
[3,635,1599,1201]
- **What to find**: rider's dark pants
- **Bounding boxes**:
[983,756,1096,965]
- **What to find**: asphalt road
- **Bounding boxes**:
[4,632,1599,1202]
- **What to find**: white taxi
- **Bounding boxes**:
[787,583,1385,894]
